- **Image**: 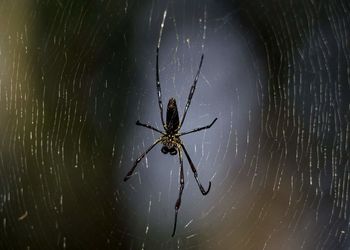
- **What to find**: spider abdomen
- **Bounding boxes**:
[166,98,179,133]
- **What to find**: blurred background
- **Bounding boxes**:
[1,0,350,249]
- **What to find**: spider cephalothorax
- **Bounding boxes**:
[124,47,217,237]
[161,132,181,155]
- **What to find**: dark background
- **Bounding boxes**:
[0,0,349,249]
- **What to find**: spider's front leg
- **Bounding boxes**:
[172,147,184,237]
[181,143,211,195]
[124,139,161,181]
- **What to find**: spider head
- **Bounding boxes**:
[161,134,180,156]
[161,145,177,155]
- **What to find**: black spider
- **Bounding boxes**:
[124,47,217,237]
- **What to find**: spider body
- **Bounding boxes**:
[124,47,217,237]
[161,98,180,155]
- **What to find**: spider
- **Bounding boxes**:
[124,47,217,237]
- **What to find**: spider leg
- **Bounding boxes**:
[179,54,204,129]
[136,120,165,135]
[181,143,211,195]
[156,47,166,128]
[172,148,185,237]
[123,139,161,182]
[179,118,217,136]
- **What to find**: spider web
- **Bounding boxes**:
[1,0,350,249]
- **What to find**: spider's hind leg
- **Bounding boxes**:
[136,120,165,134]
